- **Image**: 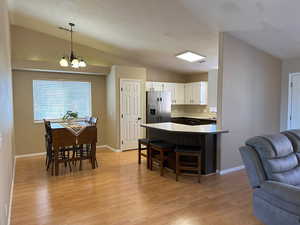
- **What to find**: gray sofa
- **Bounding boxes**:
[240,130,300,225]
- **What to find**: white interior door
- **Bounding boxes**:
[120,79,141,150]
[290,75,300,129]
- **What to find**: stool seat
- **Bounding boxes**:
[139,138,161,145]
[175,145,201,153]
[150,141,175,149]
[139,138,150,145]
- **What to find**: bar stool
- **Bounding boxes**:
[138,138,150,168]
[149,141,175,176]
[138,138,161,168]
[175,145,202,183]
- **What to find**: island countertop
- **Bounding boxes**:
[141,122,228,134]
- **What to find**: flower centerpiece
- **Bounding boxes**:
[62,110,78,124]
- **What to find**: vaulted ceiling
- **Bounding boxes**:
[8,0,300,73]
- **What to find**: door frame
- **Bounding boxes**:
[120,78,142,151]
[287,73,300,129]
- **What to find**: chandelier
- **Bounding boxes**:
[59,23,87,68]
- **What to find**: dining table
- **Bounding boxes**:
[50,121,97,176]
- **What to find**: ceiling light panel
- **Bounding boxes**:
[176,51,206,62]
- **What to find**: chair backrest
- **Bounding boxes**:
[77,126,97,145]
[85,116,91,123]
[43,119,52,139]
[244,134,300,186]
[89,117,98,125]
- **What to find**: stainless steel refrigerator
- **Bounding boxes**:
[146,91,171,123]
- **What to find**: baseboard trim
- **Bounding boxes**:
[8,157,16,225]
[15,145,119,158]
[15,152,46,158]
[99,145,122,152]
[96,145,107,149]
[219,165,245,175]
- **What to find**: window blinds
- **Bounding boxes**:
[33,80,91,121]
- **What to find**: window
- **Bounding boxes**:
[33,80,91,121]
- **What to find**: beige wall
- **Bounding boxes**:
[10,25,184,82]
[147,67,187,83]
[280,58,300,130]
[184,73,208,83]
[106,65,147,150]
[0,0,15,224]
[218,33,281,170]
[10,25,132,68]
[105,67,118,149]
[13,70,106,155]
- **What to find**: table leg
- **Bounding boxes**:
[91,143,96,169]
[54,147,59,176]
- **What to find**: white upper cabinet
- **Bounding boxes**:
[165,83,176,104]
[184,83,193,104]
[175,83,185,104]
[185,82,207,105]
[146,81,207,105]
[146,82,165,91]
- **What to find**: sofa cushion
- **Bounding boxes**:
[246,134,300,186]
[282,129,300,161]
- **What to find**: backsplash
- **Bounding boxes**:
[171,105,217,118]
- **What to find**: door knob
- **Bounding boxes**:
[137,117,142,120]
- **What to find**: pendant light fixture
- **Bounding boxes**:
[59,23,87,68]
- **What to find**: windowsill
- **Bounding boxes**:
[34,118,87,124]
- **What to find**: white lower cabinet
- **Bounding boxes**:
[146,81,207,105]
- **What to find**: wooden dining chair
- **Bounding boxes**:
[89,117,98,125]
[43,119,53,171]
[45,120,74,175]
[80,116,98,168]
[75,126,98,170]
[84,116,91,123]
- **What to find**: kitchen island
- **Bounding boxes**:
[141,122,228,175]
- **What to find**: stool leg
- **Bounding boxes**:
[198,154,201,183]
[138,141,141,164]
[176,152,179,181]
[160,150,164,176]
[149,147,153,171]
[146,144,150,169]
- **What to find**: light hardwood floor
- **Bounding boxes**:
[11,148,262,225]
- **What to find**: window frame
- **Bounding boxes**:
[32,79,92,123]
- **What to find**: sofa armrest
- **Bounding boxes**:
[261,181,300,206]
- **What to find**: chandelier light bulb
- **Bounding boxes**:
[59,57,69,67]
[79,59,87,68]
[71,58,79,68]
